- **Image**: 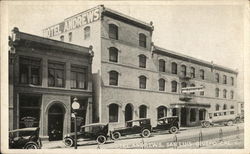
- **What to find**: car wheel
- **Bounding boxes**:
[64,137,74,147]
[227,120,233,126]
[24,143,38,149]
[141,129,151,138]
[96,135,106,144]
[169,126,178,134]
[112,132,121,140]
[203,121,211,128]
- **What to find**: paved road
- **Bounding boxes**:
[43,123,244,149]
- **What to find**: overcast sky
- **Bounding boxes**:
[5,1,245,100]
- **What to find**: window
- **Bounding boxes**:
[215,73,220,83]
[223,75,227,84]
[230,91,234,99]
[139,75,147,89]
[139,54,146,68]
[181,65,187,76]
[223,104,227,110]
[71,65,88,89]
[109,47,118,62]
[68,32,72,42]
[190,83,195,95]
[200,69,205,80]
[109,71,119,86]
[109,104,119,122]
[223,89,227,98]
[19,56,41,85]
[159,59,165,72]
[200,85,204,96]
[139,33,146,48]
[190,108,196,122]
[171,62,177,74]
[190,67,195,78]
[171,80,177,92]
[231,77,234,86]
[48,61,65,87]
[139,105,147,118]
[159,78,165,91]
[19,94,41,128]
[230,105,234,109]
[216,104,220,111]
[60,35,64,41]
[84,26,90,40]
[109,24,118,40]
[181,82,187,93]
[215,88,220,97]
[157,106,167,119]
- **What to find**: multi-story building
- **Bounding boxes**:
[9,27,94,141]
[43,5,238,127]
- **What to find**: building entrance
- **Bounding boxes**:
[180,107,187,126]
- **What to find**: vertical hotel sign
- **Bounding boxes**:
[43,7,100,37]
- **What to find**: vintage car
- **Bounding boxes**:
[63,123,109,147]
[201,110,240,128]
[111,118,152,140]
[153,116,179,134]
[9,127,42,149]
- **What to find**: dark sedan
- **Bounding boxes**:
[153,116,179,134]
[9,127,42,149]
[111,118,152,140]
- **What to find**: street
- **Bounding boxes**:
[43,123,244,149]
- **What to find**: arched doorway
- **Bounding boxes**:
[157,106,167,119]
[125,104,133,123]
[48,103,65,141]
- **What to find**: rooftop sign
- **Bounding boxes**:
[43,7,100,37]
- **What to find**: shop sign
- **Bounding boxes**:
[43,7,100,37]
[181,86,205,93]
[21,116,36,127]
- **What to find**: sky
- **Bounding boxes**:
[4,1,246,100]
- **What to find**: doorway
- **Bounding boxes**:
[125,104,133,123]
[48,103,65,141]
[181,107,187,126]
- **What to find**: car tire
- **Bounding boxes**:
[203,121,211,128]
[24,143,38,149]
[227,120,233,126]
[169,126,178,134]
[112,132,121,140]
[64,137,74,147]
[141,129,151,138]
[96,135,106,144]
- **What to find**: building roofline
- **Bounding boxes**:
[153,45,238,75]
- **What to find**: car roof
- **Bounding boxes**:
[80,123,107,128]
[158,116,178,120]
[9,127,38,133]
[126,118,151,123]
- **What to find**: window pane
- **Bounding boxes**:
[55,70,64,87]
[139,55,146,68]
[109,24,118,40]
[171,81,177,92]
[159,79,165,91]
[159,60,165,72]
[171,63,177,74]
[139,76,146,89]
[109,71,118,86]
[20,64,29,84]
[109,48,118,62]
[109,104,118,122]
[139,106,147,118]
[71,72,77,88]
[139,34,146,48]
[77,73,86,89]
[31,67,40,85]
[48,69,55,86]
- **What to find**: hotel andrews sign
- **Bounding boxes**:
[43,7,100,37]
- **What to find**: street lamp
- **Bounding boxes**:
[72,97,80,149]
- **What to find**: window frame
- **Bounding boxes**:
[109,70,119,86]
[171,62,177,74]
[139,75,147,89]
[139,54,147,68]
[48,61,65,88]
[109,47,118,63]
[139,33,147,48]
[171,80,177,92]
[109,24,118,40]
[159,59,165,72]
[200,69,205,80]
[70,65,88,89]
[109,104,119,122]
[159,78,165,91]
[190,67,195,78]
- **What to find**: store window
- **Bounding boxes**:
[19,94,41,128]
[223,89,227,98]
[109,24,118,40]
[190,67,195,78]
[84,26,90,40]
[200,69,205,80]
[109,47,118,62]
[68,32,72,42]
[215,73,220,83]
[159,78,165,91]
[139,54,146,68]
[159,59,165,72]
[139,75,147,89]
[139,105,147,118]
[171,62,177,74]
[190,108,196,122]
[71,65,88,89]
[109,104,119,122]
[171,80,177,92]
[48,61,65,87]
[223,75,227,84]
[19,56,41,85]
[109,71,119,86]
[215,88,220,97]
[181,65,187,76]
[139,33,147,48]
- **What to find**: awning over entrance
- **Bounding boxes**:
[170,102,211,108]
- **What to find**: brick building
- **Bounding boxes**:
[43,5,238,127]
[9,28,94,141]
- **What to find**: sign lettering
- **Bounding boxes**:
[181,86,205,93]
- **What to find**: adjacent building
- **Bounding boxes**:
[43,5,238,128]
[9,27,94,141]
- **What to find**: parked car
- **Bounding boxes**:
[153,116,179,134]
[111,118,152,140]
[9,127,42,149]
[63,123,109,147]
[201,111,240,128]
